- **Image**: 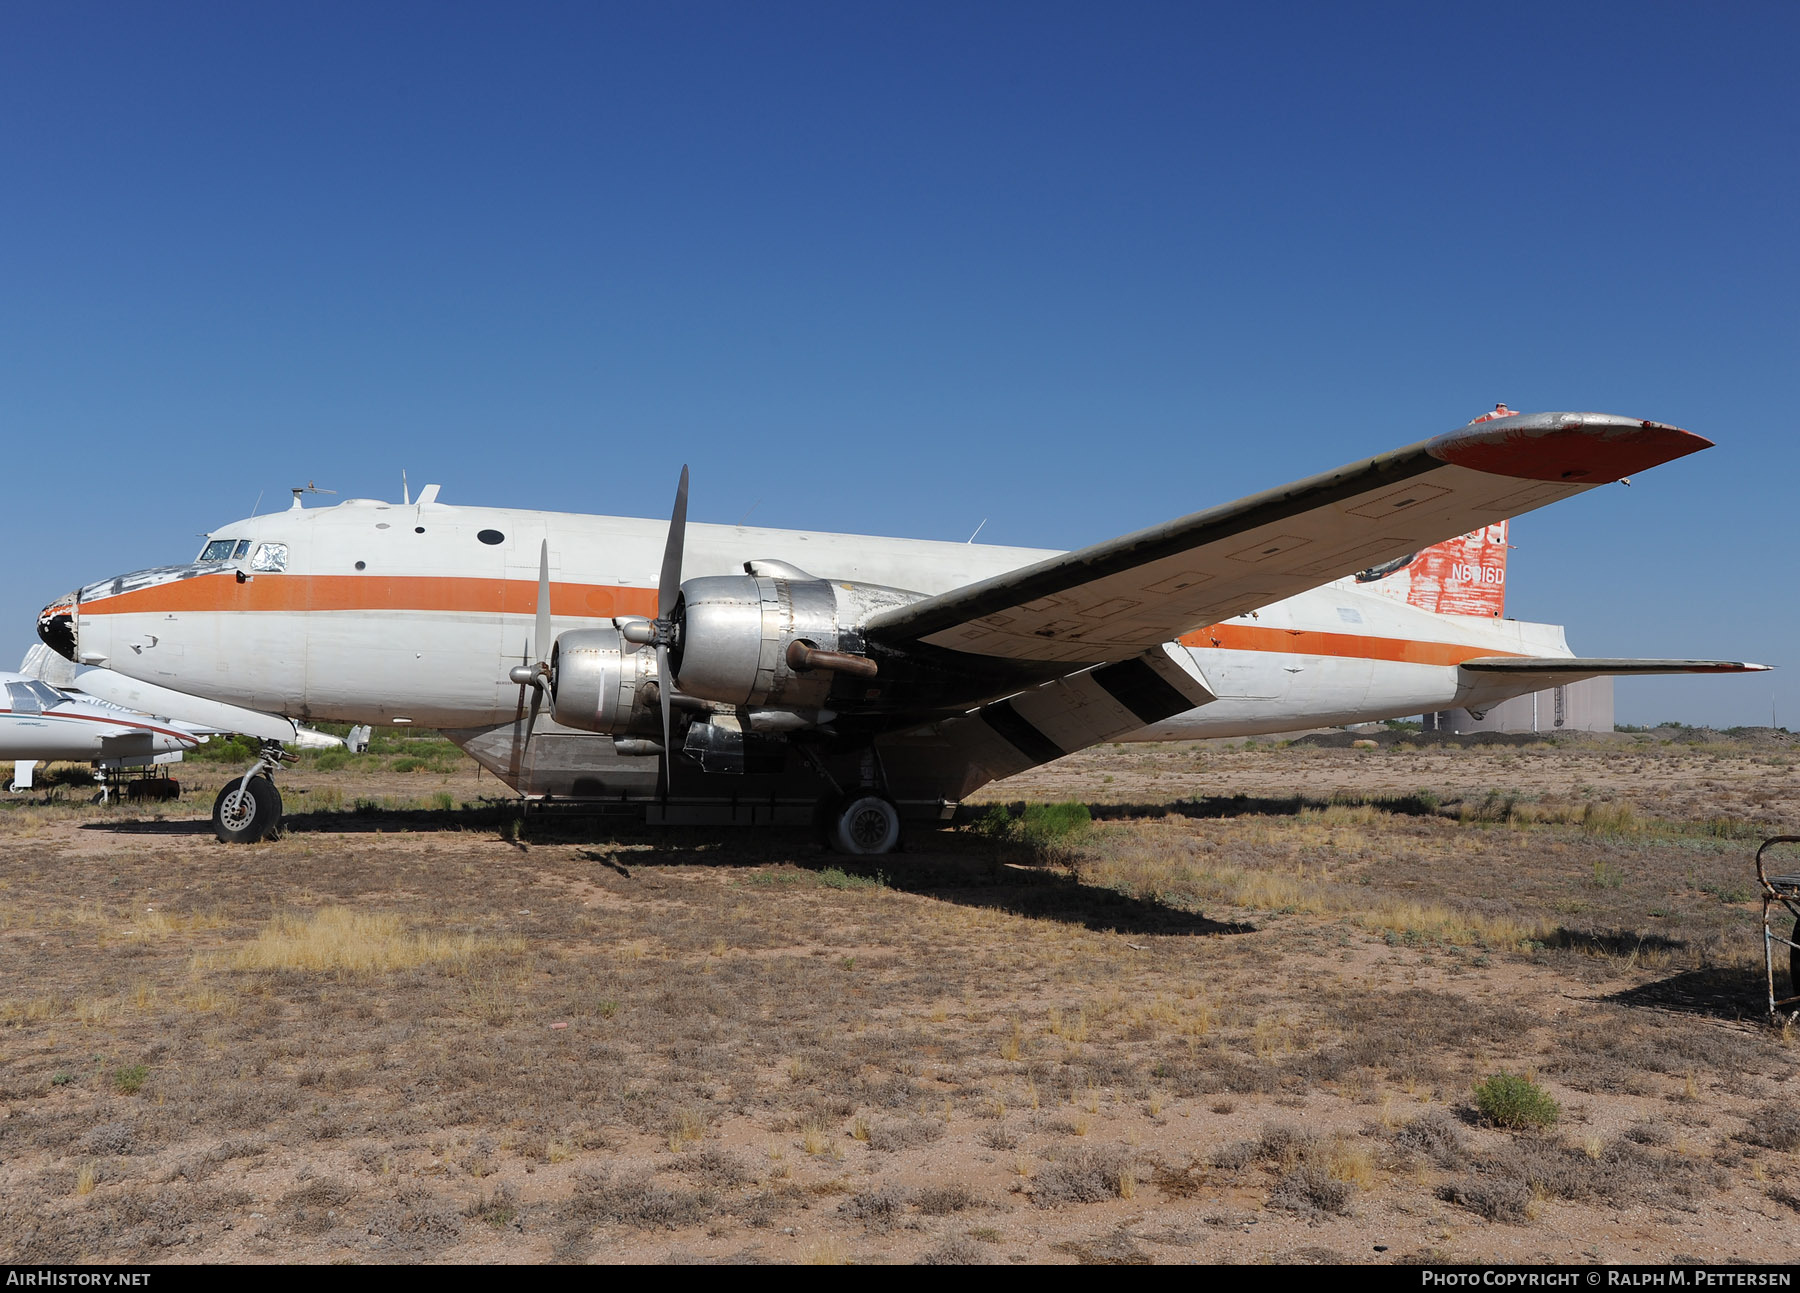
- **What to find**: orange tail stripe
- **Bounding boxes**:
[1177,623,1523,668]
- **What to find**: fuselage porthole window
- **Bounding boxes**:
[477,529,505,545]
[250,543,289,573]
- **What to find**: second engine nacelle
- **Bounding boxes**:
[549,628,660,735]
[675,570,841,710]
[674,563,908,710]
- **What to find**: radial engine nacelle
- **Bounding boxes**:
[547,562,912,734]
[547,628,662,735]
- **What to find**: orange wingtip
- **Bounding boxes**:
[1426,413,1713,484]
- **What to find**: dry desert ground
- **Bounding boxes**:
[4,727,1800,1265]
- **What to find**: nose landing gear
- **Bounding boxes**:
[212,740,292,843]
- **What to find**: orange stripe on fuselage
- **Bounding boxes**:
[82,573,661,620]
[86,573,1522,667]
[1176,623,1523,668]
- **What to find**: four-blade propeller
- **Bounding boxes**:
[510,468,691,788]
[507,540,556,747]
[620,466,689,786]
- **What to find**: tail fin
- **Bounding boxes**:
[1348,521,1509,617]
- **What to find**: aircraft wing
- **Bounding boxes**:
[34,661,343,749]
[861,412,1710,665]
[1459,657,1771,691]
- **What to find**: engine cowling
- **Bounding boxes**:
[674,571,843,710]
[548,628,660,735]
[671,564,918,711]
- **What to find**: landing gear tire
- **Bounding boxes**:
[213,777,282,844]
[828,794,901,856]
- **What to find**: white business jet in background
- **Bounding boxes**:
[6,646,350,798]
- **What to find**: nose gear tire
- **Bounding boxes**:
[212,777,282,843]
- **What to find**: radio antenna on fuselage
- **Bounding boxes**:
[402,471,410,506]
[967,518,988,544]
[289,481,338,510]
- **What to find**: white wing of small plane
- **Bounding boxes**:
[17,646,342,749]
[864,412,1711,665]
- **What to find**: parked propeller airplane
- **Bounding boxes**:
[35,411,1765,851]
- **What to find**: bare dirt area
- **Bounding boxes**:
[4,730,1800,1265]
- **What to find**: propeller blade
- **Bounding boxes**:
[658,466,689,620]
[535,539,553,668]
[524,677,545,747]
[655,642,674,791]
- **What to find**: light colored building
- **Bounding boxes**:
[1421,676,1614,735]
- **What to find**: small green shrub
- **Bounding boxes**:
[187,734,262,764]
[1588,861,1625,889]
[1473,1072,1559,1130]
[974,801,1092,861]
[112,1063,149,1096]
[313,750,350,771]
[1018,801,1091,847]
[817,867,885,891]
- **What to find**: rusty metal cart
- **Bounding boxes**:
[1755,836,1800,1020]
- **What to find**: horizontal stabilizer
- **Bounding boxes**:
[1461,651,1771,695]
[1461,658,1770,676]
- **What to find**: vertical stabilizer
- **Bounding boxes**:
[1349,521,1508,617]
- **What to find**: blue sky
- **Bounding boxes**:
[4,2,1794,726]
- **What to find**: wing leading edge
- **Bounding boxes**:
[862,412,1711,666]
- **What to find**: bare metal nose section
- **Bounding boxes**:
[37,593,77,662]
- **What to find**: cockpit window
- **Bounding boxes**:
[4,681,56,713]
[199,539,238,563]
[250,543,289,573]
[233,539,251,560]
[22,680,63,708]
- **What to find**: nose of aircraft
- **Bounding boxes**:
[38,595,77,662]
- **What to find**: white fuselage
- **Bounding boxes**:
[60,496,1566,736]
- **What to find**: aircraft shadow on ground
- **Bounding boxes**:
[879,857,1258,938]
[1539,928,1775,1023]
[1082,792,1445,821]
[79,808,1254,937]
[84,803,529,837]
[1603,966,1775,1024]
[564,825,1256,937]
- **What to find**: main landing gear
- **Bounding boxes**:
[212,740,293,843]
[823,793,901,856]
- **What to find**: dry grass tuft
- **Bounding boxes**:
[204,905,522,973]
